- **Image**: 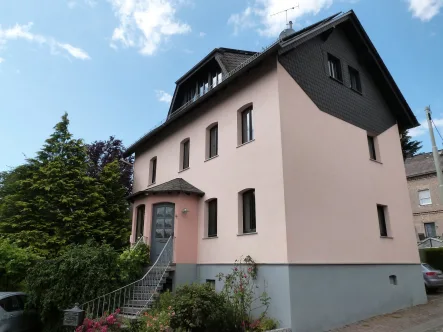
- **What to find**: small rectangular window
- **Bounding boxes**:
[419,189,432,206]
[389,275,397,285]
[349,66,362,93]
[367,136,377,160]
[150,157,157,184]
[136,205,145,239]
[209,125,218,158]
[425,222,437,238]
[241,108,253,144]
[206,279,215,289]
[182,140,190,170]
[328,54,342,81]
[377,205,388,237]
[243,190,256,233]
[208,199,217,237]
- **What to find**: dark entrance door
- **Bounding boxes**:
[151,203,174,261]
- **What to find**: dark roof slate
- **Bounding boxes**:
[127,178,205,201]
[123,10,418,157]
[218,50,256,72]
[405,152,443,178]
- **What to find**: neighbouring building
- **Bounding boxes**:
[123,10,426,332]
[405,151,443,240]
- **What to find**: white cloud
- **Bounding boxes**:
[409,117,443,137]
[155,90,172,103]
[199,31,206,37]
[57,43,91,60]
[408,0,443,21]
[109,0,191,55]
[0,22,90,60]
[0,57,4,63]
[228,7,256,35]
[228,0,334,37]
[68,0,97,9]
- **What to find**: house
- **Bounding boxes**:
[405,151,443,240]
[123,10,426,332]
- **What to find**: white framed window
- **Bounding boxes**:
[419,189,432,206]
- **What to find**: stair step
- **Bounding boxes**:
[124,299,155,307]
[127,293,159,301]
[121,305,153,315]
[121,307,142,315]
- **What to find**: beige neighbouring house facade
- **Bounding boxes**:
[405,151,443,240]
[124,11,426,332]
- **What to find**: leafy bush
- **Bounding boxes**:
[0,238,41,290]
[152,290,174,312]
[258,317,278,331]
[141,306,174,332]
[169,283,235,332]
[26,242,122,332]
[118,242,150,283]
[217,256,271,328]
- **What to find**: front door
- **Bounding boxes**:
[151,203,174,261]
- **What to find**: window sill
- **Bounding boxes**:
[237,232,258,236]
[420,203,432,206]
[178,167,190,173]
[329,76,343,84]
[369,158,383,165]
[205,155,219,162]
[147,182,156,187]
[350,87,363,95]
[237,139,255,148]
[202,236,218,240]
[380,236,394,239]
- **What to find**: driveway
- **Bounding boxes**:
[331,291,443,332]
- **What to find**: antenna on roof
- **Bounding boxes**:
[270,4,299,29]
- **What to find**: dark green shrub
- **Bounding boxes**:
[26,242,122,332]
[170,283,236,332]
[152,290,174,312]
[0,238,41,290]
[422,248,443,271]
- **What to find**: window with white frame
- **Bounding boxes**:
[419,189,432,206]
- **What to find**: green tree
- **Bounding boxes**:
[96,160,131,250]
[401,129,422,160]
[0,113,130,256]
[0,238,41,291]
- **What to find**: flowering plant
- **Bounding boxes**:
[76,309,122,332]
[216,256,271,331]
[140,306,174,332]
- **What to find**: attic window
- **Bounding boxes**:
[349,66,362,93]
[328,54,342,82]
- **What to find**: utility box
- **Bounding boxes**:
[63,303,85,327]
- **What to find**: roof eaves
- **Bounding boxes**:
[123,40,281,157]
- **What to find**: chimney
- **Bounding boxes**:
[289,21,293,29]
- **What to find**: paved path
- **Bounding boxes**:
[331,292,443,332]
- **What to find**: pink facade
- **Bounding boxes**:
[277,63,420,264]
[130,59,419,266]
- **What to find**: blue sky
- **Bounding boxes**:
[1,0,443,170]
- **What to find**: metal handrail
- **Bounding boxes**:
[131,235,148,251]
[81,236,173,319]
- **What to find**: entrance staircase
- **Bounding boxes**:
[80,236,173,319]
